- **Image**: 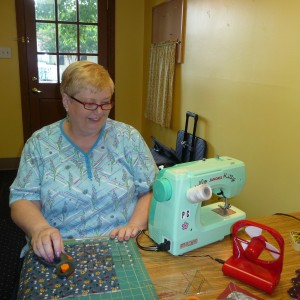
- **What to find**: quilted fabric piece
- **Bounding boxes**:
[17,239,120,299]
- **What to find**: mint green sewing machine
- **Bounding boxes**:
[148,156,246,256]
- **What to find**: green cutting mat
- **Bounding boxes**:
[17,237,158,300]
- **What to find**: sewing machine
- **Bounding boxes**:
[148,156,246,255]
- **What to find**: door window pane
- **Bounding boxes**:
[59,55,78,81]
[79,0,97,23]
[58,24,78,53]
[80,25,98,53]
[38,54,58,82]
[80,55,98,63]
[58,0,77,22]
[36,23,56,53]
[35,0,55,20]
[34,0,100,84]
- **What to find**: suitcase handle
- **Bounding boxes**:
[186,111,198,119]
[182,111,199,161]
[184,111,198,137]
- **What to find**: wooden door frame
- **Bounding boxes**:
[15,0,115,142]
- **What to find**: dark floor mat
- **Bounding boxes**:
[0,218,26,299]
[0,169,17,219]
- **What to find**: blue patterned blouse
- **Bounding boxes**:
[10,118,158,241]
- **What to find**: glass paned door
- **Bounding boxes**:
[16,0,114,139]
[35,0,99,83]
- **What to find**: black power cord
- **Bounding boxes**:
[136,231,225,264]
[136,230,171,252]
[182,254,225,264]
[273,213,300,222]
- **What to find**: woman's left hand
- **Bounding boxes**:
[109,223,141,241]
[110,192,152,241]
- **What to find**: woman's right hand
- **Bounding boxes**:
[30,225,64,262]
[10,200,65,262]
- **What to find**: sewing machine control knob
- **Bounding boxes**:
[187,184,212,203]
[153,178,172,202]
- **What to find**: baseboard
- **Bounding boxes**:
[0,158,20,171]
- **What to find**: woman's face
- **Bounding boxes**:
[63,87,112,137]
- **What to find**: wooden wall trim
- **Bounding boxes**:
[0,158,20,170]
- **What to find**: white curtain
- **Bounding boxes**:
[145,41,176,128]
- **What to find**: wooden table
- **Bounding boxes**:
[139,212,300,299]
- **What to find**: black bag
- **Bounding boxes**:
[150,111,207,167]
[150,136,181,167]
[175,111,207,162]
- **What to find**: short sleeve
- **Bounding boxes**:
[123,126,158,197]
[9,136,43,205]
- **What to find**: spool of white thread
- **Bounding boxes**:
[186,184,212,203]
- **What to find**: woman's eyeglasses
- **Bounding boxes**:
[67,94,113,111]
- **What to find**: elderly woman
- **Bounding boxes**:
[10,61,158,263]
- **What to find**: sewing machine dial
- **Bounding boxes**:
[153,178,172,202]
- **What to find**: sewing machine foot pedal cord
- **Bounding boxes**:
[136,230,171,252]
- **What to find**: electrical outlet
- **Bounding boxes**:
[0,47,12,58]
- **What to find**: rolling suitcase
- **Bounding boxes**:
[150,111,207,168]
[175,111,207,162]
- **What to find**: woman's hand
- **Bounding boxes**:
[31,225,64,262]
[11,200,65,262]
[109,192,152,241]
[109,223,141,241]
[109,192,153,241]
